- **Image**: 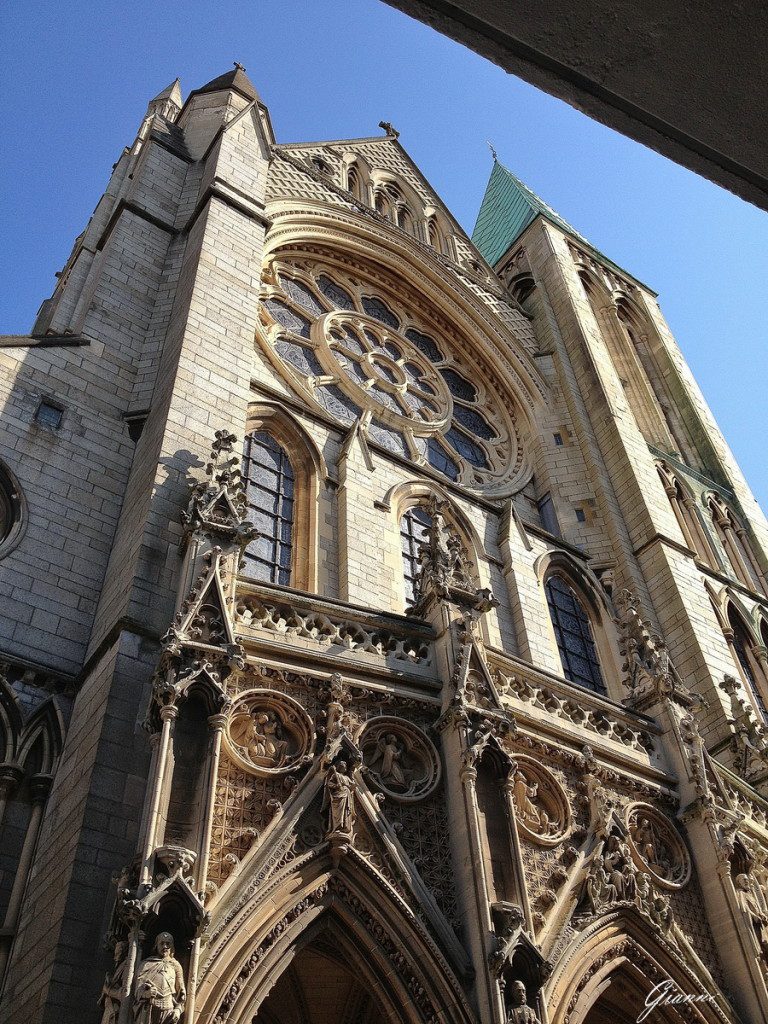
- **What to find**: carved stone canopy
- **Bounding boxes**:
[224,689,315,776]
[358,716,441,802]
[625,803,691,891]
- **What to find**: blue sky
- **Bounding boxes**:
[2,0,766,507]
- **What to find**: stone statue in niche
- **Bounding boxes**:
[132,932,186,1024]
[369,733,414,790]
[506,980,541,1023]
[230,709,289,768]
[98,941,127,1024]
[324,761,356,837]
[512,771,549,833]
[735,873,768,962]
[633,815,672,877]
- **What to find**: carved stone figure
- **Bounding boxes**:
[735,873,768,962]
[359,717,440,802]
[512,771,545,830]
[225,689,314,776]
[506,980,540,1023]
[133,932,186,1024]
[325,761,356,837]
[508,756,570,845]
[626,804,690,889]
[98,941,127,1024]
[371,733,408,788]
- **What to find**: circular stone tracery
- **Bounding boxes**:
[224,689,315,777]
[257,254,525,493]
[316,312,452,431]
[358,717,441,803]
[625,803,691,890]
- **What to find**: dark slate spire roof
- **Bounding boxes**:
[195,65,259,102]
[472,159,587,267]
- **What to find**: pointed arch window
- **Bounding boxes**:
[545,574,606,694]
[400,505,433,608]
[727,609,768,720]
[347,163,364,202]
[241,431,295,586]
[656,464,715,566]
[710,497,766,595]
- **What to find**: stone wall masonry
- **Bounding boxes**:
[0,632,156,1023]
[638,288,768,565]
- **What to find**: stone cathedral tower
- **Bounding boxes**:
[2,66,768,1024]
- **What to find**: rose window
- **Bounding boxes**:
[257,256,523,491]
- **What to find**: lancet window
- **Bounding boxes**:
[400,504,433,607]
[241,431,295,586]
[709,496,766,595]
[545,574,606,694]
[727,609,768,721]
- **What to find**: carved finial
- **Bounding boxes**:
[614,588,693,709]
[233,61,246,72]
[378,120,399,139]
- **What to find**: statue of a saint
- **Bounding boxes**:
[324,761,355,836]
[506,980,540,1023]
[133,932,185,1024]
[371,733,407,788]
[98,941,127,1024]
[512,771,542,829]
[231,709,289,768]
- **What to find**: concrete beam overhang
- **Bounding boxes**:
[383,0,768,213]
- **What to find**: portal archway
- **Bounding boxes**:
[253,918,393,1024]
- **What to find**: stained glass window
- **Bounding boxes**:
[366,418,409,458]
[318,275,355,310]
[440,368,477,402]
[427,438,460,481]
[405,328,443,362]
[242,432,295,586]
[445,427,489,468]
[453,404,496,440]
[401,505,432,607]
[362,295,400,329]
[275,339,324,377]
[314,384,362,424]
[731,618,768,720]
[545,575,606,694]
[278,275,325,316]
[260,259,516,490]
[264,299,311,339]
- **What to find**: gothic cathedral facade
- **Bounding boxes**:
[1,67,768,1024]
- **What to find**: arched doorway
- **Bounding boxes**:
[254,932,389,1024]
[582,967,678,1024]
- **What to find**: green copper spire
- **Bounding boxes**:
[471,159,588,267]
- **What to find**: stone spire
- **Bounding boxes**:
[194,62,259,102]
[145,78,183,122]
